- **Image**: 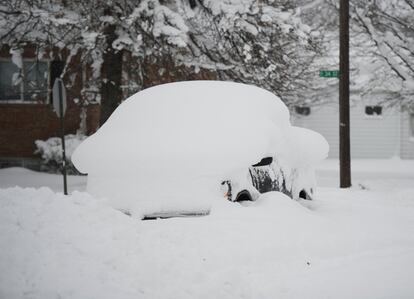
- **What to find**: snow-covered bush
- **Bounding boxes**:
[35,134,86,174]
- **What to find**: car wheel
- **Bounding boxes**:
[299,189,312,200]
[235,190,253,202]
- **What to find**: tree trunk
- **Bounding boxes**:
[100,20,123,125]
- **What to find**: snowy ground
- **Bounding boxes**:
[1,159,414,298]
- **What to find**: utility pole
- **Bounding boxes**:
[339,0,351,187]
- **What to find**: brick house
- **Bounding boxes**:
[0,45,100,169]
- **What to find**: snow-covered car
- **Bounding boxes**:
[72,81,328,219]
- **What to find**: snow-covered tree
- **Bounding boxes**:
[296,0,414,109]
[124,0,324,106]
[1,0,324,122]
[181,1,320,105]
[352,0,414,109]
[0,0,191,124]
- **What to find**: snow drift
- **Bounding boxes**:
[2,183,414,299]
[72,81,328,217]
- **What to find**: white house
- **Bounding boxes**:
[292,99,414,160]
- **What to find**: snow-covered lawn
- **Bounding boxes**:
[1,159,414,298]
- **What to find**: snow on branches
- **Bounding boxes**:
[352,0,414,108]
[1,0,322,110]
[181,0,322,105]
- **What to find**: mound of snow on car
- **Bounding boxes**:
[72,81,328,217]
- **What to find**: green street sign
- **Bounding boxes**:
[319,70,339,78]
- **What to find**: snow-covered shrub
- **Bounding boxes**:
[35,134,86,174]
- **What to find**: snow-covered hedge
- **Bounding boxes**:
[35,134,86,174]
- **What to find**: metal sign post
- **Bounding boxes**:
[52,78,68,195]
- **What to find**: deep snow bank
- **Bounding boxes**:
[72,81,328,217]
[1,186,414,299]
[0,187,139,299]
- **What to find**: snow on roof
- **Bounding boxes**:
[72,81,294,177]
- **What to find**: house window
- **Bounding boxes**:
[365,105,382,116]
[0,60,49,102]
[295,106,311,116]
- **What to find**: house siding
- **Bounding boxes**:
[292,101,403,159]
[292,104,340,158]
[400,111,414,159]
[349,103,400,158]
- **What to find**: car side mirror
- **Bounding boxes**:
[252,157,273,167]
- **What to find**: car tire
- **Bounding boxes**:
[235,190,253,202]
